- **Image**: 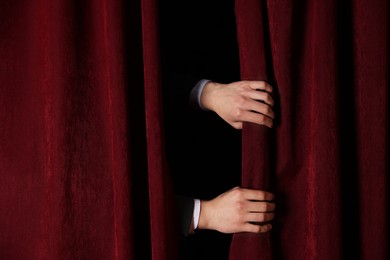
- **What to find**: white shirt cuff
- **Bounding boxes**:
[193,199,201,229]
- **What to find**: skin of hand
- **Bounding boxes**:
[200,81,275,129]
[197,187,275,233]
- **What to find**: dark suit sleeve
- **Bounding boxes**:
[175,195,194,236]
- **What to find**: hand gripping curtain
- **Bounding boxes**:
[230,0,388,260]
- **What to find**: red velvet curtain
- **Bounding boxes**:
[0,0,177,259]
[231,0,388,260]
[0,1,388,260]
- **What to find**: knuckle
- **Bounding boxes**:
[237,214,245,223]
[257,115,271,127]
[231,188,240,195]
[240,82,250,90]
[258,214,265,222]
[235,201,245,211]
[242,80,250,86]
[232,212,243,224]
[234,108,243,119]
[265,105,273,115]
[262,225,270,233]
[232,188,243,198]
[236,96,246,106]
[258,191,266,200]
[258,115,266,124]
[264,93,272,102]
[255,225,262,233]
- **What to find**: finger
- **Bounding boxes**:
[245,100,275,119]
[246,201,276,212]
[242,189,274,201]
[247,81,273,93]
[243,223,272,233]
[247,90,274,107]
[235,111,274,128]
[245,212,275,223]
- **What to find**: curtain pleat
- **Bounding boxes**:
[229,0,272,259]
[353,1,388,258]
[141,0,180,259]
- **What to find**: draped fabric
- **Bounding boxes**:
[229,0,273,258]
[231,0,388,260]
[0,0,178,259]
[0,1,388,260]
[141,0,180,258]
[1,1,132,259]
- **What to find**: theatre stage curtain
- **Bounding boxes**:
[0,0,178,259]
[231,0,388,260]
[0,1,388,260]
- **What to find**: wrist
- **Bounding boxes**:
[200,81,223,111]
[197,200,212,230]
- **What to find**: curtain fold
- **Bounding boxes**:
[141,0,180,259]
[353,1,388,258]
[229,0,272,259]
